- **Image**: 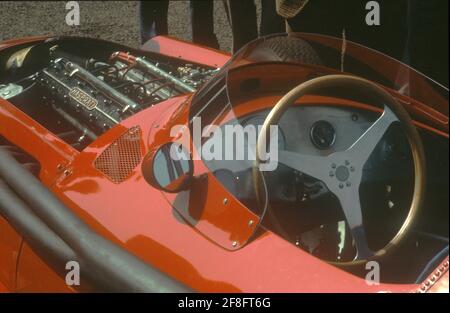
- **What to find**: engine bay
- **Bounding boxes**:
[0,37,217,150]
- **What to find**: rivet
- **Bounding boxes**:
[232,241,238,248]
[345,160,350,166]
[388,201,395,209]
[329,171,334,177]
[63,169,71,176]
[248,220,254,227]
[331,163,337,169]
[339,183,344,189]
[346,181,351,187]
[57,164,64,170]
[223,198,228,205]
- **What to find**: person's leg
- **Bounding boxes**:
[190,0,220,49]
[260,0,285,36]
[227,0,258,53]
[285,0,344,39]
[407,0,448,85]
[138,0,169,44]
[285,0,410,62]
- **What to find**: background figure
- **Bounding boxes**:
[277,0,448,86]
[226,0,258,53]
[138,0,169,44]
[260,0,285,37]
[281,0,345,39]
[280,0,409,61]
[280,0,410,61]
[343,0,409,63]
[407,0,448,86]
[190,0,220,49]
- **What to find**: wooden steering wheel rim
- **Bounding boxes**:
[253,74,426,265]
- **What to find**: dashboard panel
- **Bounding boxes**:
[240,105,378,157]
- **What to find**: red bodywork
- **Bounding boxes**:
[0,35,448,293]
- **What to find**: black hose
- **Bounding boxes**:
[0,146,192,293]
[0,179,77,276]
[0,178,114,291]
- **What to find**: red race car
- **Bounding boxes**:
[0,33,448,293]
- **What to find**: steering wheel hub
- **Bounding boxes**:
[335,165,350,182]
[254,74,426,264]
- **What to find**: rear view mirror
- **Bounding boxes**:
[142,143,193,193]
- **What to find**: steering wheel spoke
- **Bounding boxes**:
[330,184,374,260]
[347,105,398,167]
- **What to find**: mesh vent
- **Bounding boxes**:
[94,126,142,183]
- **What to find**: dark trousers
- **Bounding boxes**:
[227,0,285,52]
[190,0,219,49]
[286,0,409,61]
[407,0,448,85]
[226,0,258,53]
[139,0,219,49]
[260,0,285,37]
[138,0,169,44]
[284,0,448,86]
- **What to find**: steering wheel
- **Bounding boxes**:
[254,75,426,263]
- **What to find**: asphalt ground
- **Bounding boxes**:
[0,1,264,52]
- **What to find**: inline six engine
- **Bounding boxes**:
[0,37,217,150]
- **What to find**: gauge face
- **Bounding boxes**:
[310,120,336,150]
